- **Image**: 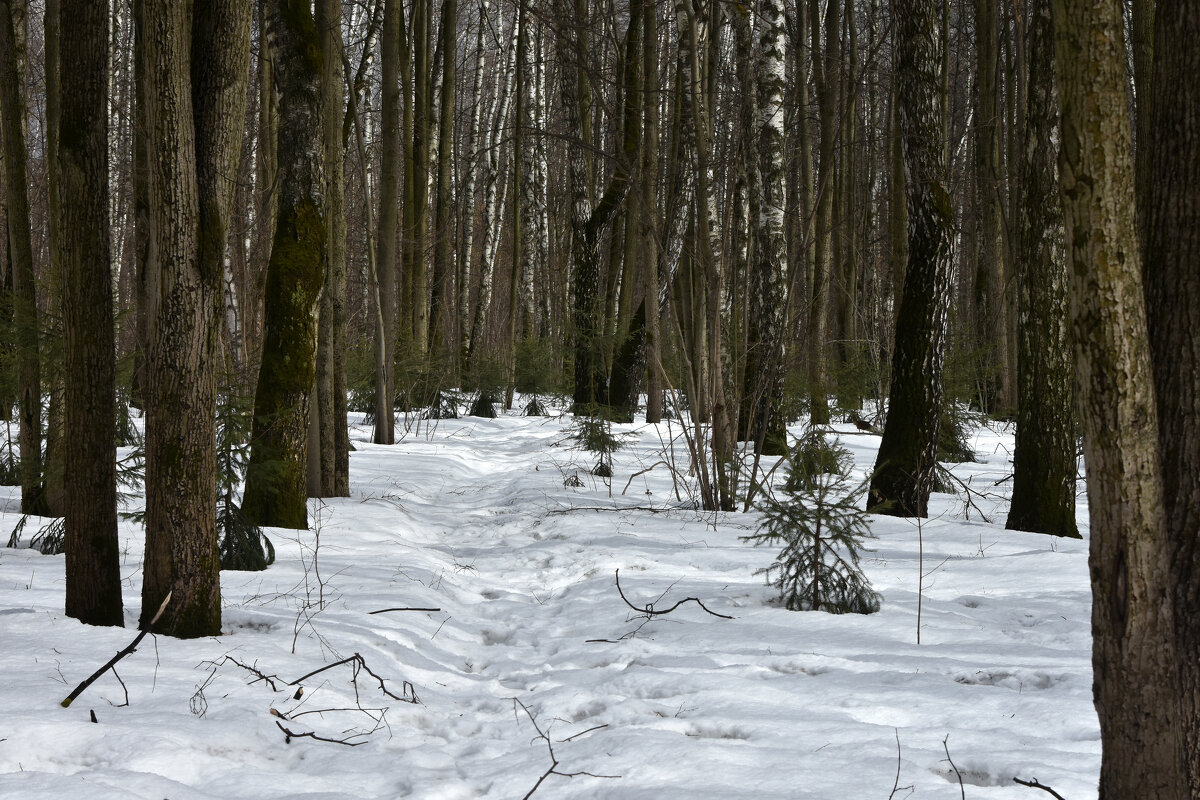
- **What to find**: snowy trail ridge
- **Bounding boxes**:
[0,409,1099,798]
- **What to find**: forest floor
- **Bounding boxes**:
[0,401,1098,798]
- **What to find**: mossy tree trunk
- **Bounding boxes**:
[1053,0,1184,794]
[243,0,327,531]
[0,0,46,516]
[1007,0,1077,539]
[868,0,954,518]
[59,0,122,627]
[1145,1,1200,792]
[140,0,251,637]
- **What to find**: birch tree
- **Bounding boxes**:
[868,0,954,517]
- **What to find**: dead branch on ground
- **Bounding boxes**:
[60,592,171,708]
[513,698,618,799]
[614,569,733,620]
[288,652,419,705]
[1013,777,1067,799]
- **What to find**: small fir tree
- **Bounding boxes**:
[745,434,881,614]
[567,408,629,478]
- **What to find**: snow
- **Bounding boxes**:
[0,405,1098,798]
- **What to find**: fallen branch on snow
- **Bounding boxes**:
[513,698,619,799]
[1013,777,1068,799]
[614,569,733,620]
[60,592,171,708]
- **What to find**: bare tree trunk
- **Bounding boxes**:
[0,0,46,515]
[243,0,326,531]
[642,1,663,424]
[1144,2,1200,793]
[1053,0,1184,794]
[807,0,840,426]
[456,1,487,371]
[429,0,457,362]
[141,0,251,637]
[374,0,399,442]
[972,0,1011,414]
[467,19,516,365]
[59,0,122,627]
[868,0,954,518]
[1007,0,1077,538]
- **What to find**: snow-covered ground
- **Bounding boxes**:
[0,404,1097,798]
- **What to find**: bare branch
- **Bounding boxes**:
[275,720,365,747]
[60,592,172,708]
[614,569,733,619]
[513,699,619,800]
[368,607,441,614]
[1013,777,1068,800]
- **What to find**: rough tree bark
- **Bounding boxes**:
[0,0,46,515]
[1006,0,1077,539]
[1053,0,1185,794]
[59,0,123,627]
[1144,1,1200,793]
[140,0,251,637]
[243,0,327,531]
[868,0,954,517]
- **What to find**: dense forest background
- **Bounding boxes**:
[1,0,1198,796]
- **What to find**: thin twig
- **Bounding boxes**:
[943,735,964,800]
[621,460,669,495]
[275,720,365,747]
[560,724,609,743]
[1013,777,1067,799]
[368,607,442,614]
[614,569,733,619]
[887,728,913,800]
[547,505,685,515]
[208,656,282,691]
[513,699,619,799]
[288,653,418,704]
[61,592,172,708]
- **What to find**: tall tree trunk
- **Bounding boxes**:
[1006,0,1077,538]
[309,0,347,497]
[1145,2,1200,793]
[456,1,487,372]
[559,0,635,412]
[1053,0,1184,794]
[807,0,840,426]
[374,0,399,443]
[429,0,457,362]
[408,0,432,353]
[0,0,46,515]
[141,0,251,637]
[743,0,788,456]
[641,1,663,424]
[59,0,122,627]
[868,0,954,517]
[243,0,327,531]
[40,0,66,517]
[971,0,1011,414]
